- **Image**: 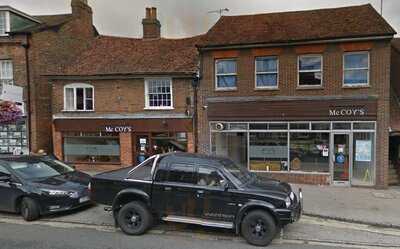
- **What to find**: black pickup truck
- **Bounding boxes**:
[90,152,302,246]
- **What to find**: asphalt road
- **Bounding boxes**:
[0,221,348,249]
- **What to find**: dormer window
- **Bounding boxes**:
[0,11,10,36]
[64,83,94,111]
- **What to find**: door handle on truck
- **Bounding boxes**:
[196,190,204,198]
[164,186,172,191]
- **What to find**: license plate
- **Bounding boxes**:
[79,196,90,203]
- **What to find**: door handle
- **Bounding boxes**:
[164,187,172,191]
[196,190,204,198]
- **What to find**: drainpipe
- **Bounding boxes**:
[192,74,199,153]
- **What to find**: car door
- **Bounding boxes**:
[0,164,22,212]
[196,165,238,222]
[159,163,200,217]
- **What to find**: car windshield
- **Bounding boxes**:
[9,159,75,180]
[220,159,253,186]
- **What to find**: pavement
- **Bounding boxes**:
[292,184,400,228]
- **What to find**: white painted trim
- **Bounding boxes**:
[144,78,174,110]
[297,54,323,88]
[254,56,279,90]
[215,58,237,91]
[342,51,370,87]
[63,83,94,111]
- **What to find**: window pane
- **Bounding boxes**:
[353,122,375,130]
[229,123,247,130]
[299,72,322,86]
[76,88,84,110]
[0,12,6,35]
[352,132,375,185]
[290,133,330,172]
[217,75,236,88]
[65,88,74,110]
[333,123,351,130]
[0,60,13,85]
[64,136,120,163]
[249,123,267,130]
[167,164,195,184]
[86,99,93,110]
[256,57,277,72]
[197,166,223,187]
[256,74,277,87]
[290,123,310,130]
[312,123,330,130]
[211,132,247,168]
[344,53,368,69]
[85,88,93,99]
[344,69,368,85]
[217,60,236,74]
[299,56,321,70]
[249,132,288,171]
[269,123,288,130]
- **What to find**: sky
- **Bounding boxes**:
[0,0,399,38]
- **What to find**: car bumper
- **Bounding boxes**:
[276,188,303,226]
[39,195,93,215]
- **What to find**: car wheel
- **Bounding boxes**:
[241,210,277,246]
[117,201,152,235]
[20,197,40,221]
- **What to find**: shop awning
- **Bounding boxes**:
[390,92,400,134]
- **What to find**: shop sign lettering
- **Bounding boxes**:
[329,108,366,117]
[105,126,133,133]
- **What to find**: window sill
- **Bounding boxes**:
[296,86,324,90]
[252,170,330,175]
[62,110,95,112]
[215,87,237,92]
[67,161,121,165]
[254,87,279,91]
[144,107,174,111]
[342,84,370,89]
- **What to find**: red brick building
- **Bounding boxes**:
[196,4,398,188]
[47,7,200,171]
[0,0,97,155]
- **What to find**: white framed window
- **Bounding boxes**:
[215,59,237,90]
[0,60,13,86]
[255,56,278,89]
[298,55,323,87]
[343,51,369,87]
[63,83,94,111]
[0,11,10,36]
[145,78,173,110]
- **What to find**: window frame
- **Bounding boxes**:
[63,83,95,112]
[144,77,174,110]
[297,54,323,88]
[0,59,14,85]
[254,56,279,90]
[215,58,238,91]
[0,11,10,36]
[342,51,370,87]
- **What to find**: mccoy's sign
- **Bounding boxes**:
[329,107,367,117]
[105,126,133,133]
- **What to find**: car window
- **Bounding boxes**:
[9,160,74,180]
[197,166,223,187]
[0,165,10,177]
[167,163,195,184]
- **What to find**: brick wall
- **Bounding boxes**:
[120,133,133,166]
[197,41,392,187]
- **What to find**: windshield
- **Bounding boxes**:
[9,159,75,180]
[220,159,253,186]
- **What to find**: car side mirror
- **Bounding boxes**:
[0,174,11,183]
[220,179,229,191]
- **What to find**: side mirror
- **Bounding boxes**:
[0,174,11,183]
[220,179,229,191]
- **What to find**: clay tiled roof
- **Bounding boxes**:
[200,4,396,48]
[53,35,204,76]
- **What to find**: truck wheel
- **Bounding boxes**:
[117,201,152,235]
[20,197,40,221]
[241,210,277,246]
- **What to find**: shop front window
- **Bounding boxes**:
[64,133,120,163]
[289,133,330,172]
[352,132,375,185]
[211,132,247,168]
[249,132,288,171]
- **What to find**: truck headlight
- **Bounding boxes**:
[289,191,295,201]
[285,197,291,208]
[41,189,70,196]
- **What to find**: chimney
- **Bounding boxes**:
[71,0,92,19]
[142,7,161,39]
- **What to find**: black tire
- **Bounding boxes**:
[117,201,152,235]
[241,210,277,246]
[20,197,40,221]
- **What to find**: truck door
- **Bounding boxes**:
[195,166,238,222]
[152,163,200,217]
